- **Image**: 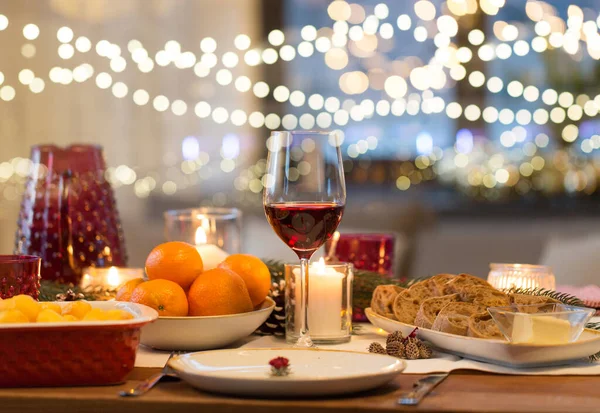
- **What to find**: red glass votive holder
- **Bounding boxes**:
[326,233,396,276]
[0,255,41,300]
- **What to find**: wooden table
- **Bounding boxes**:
[2,367,599,413]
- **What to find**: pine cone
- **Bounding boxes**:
[256,279,286,336]
[405,339,420,360]
[418,342,433,359]
[386,341,406,358]
[386,331,404,346]
[368,342,386,354]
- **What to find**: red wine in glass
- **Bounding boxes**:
[265,202,344,259]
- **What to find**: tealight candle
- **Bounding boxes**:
[286,259,353,344]
[195,227,229,271]
[80,266,145,290]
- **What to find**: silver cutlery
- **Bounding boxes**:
[119,351,180,397]
[397,373,449,406]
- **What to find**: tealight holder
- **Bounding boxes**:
[487,263,556,291]
[80,266,145,290]
[285,259,353,344]
[164,208,242,270]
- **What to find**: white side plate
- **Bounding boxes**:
[366,307,600,368]
[168,348,406,397]
[141,297,275,351]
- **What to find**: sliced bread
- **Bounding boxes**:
[414,294,459,329]
[392,281,431,324]
[509,293,560,305]
[459,286,510,307]
[467,313,505,340]
[371,285,405,319]
[443,273,493,294]
[425,273,456,296]
[430,302,485,336]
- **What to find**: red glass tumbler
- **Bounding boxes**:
[326,233,396,275]
[14,144,127,284]
[0,255,41,300]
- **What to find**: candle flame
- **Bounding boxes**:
[106,266,121,287]
[195,227,207,245]
[315,257,326,271]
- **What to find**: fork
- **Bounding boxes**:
[119,351,181,397]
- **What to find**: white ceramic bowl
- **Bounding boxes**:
[140,297,275,350]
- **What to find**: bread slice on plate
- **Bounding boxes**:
[467,313,505,340]
[414,294,459,329]
[371,285,405,320]
[459,286,510,307]
[425,274,455,296]
[392,281,431,324]
[443,273,492,294]
[431,302,485,336]
[509,293,560,305]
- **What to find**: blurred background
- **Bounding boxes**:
[1,0,600,284]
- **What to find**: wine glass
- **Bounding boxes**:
[263,131,346,347]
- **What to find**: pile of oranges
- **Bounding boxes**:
[116,241,271,317]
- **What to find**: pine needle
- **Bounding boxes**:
[506,287,585,307]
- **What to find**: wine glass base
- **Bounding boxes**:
[292,334,315,348]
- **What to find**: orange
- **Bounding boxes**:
[130,279,189,317]
[115,278,145,302]
[187,268,253,316]
[219,254,271,307]
[145,242,203,289]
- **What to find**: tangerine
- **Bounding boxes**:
[219,254,271,307]
[145,242,203,289]
[187,268,253,316]
[130,279,189,316]
[115,278,145,302]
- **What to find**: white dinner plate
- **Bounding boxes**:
[140,297,275,351]
[168,348,406,397]
[366,307,600,368]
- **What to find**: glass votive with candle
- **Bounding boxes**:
[164,207,241,270]
[285,258,353,344]
[80,266,145,290]
[487,263,556,291]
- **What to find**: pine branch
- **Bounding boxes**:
[507,287,585,307]
[39,281,116,302]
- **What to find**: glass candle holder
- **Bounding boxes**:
[487,263,556,291]
[164,208,242,270]
[325,233,396,276]
[285,259,353,344]
[80,266,145,290]
[0,255,41,299]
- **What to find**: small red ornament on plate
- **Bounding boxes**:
[269,356,291,376]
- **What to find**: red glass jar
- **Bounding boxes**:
[0,255,41,300]
[326,233,396,276]
[15,145,127,284]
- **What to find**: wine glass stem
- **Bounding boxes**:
[297,257,313,347]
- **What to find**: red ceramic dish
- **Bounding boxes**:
[0,301,157,387]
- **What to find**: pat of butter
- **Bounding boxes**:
[511,314,572,344]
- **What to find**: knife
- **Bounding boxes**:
[397,373,449,406]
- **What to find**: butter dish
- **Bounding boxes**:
[488,303,595,344]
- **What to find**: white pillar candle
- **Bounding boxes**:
[195,227,229,270]
[295,258,343,337]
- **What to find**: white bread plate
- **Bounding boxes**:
[141,297,275,351]
[366,307,600,368]
[168,348,406,397]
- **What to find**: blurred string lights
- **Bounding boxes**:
[0,1,600,203]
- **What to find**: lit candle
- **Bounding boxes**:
[195,227,229,271]
[487,263,556,291]
[80,266,144,290]
[295,258,344,337]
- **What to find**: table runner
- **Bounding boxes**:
[135,322,600,375]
